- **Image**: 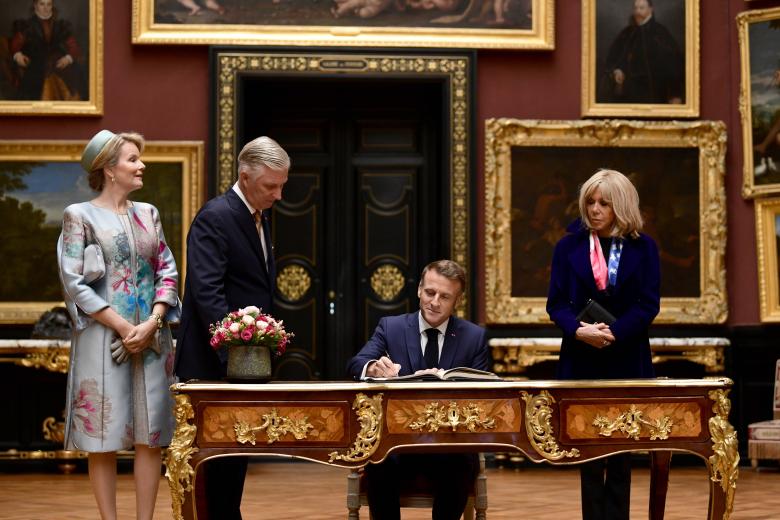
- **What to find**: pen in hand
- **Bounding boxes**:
[373,350,401,378]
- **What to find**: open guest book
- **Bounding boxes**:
[366,367,502,382]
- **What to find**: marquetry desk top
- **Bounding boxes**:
[165,378,738,520]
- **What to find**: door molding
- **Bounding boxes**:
[210,48,474,316]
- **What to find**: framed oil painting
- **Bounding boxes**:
[581,0,699,118]
[738,7,780,198]
[484,119,727,325]
[132,0,553,49]
[0,0,103,115]
[0,140,203,324]
[755,196,780,322]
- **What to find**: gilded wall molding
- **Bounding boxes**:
[484,119,727,324]
[214,51,471,315]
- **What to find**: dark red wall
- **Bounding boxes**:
[0,0,770,326]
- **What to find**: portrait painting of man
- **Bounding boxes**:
[0,1,90,103]
[595,0,685,105]
[582,0,697,117]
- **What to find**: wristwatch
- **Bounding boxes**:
[148,313,163,329]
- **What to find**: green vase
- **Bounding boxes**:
[226,345,272,382]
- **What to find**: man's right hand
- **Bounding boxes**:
[366,356,401,378]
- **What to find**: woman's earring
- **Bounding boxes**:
[110,176,115,183]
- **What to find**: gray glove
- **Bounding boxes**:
[110,337,130,364]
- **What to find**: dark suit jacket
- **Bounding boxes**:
[546,220,660,380]
[346,311,488,379]
[174,189,276,380]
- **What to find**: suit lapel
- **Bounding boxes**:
[226,190,268,275]
[405,312,425,373]
[438,317,459,369]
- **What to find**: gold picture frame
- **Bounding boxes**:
[755,197,780,322]
[0,0,103,116]
[0,140,203,324]
[132,0,554,50]
[737,7,780,198]
[581,0,699,118]
[484,119,727,325]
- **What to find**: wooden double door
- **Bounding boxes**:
[242,77,447,380]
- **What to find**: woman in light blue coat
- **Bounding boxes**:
[57,130,180,520]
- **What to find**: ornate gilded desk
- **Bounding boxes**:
[165,378,738,520]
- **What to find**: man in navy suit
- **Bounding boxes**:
[174,136,290,520]
[347,259,488,520]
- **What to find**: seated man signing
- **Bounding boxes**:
[346,259,488,520]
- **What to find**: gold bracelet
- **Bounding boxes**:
[148,313,163,329]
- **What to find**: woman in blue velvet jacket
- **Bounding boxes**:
[546,169,660,520]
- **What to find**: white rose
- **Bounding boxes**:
[229,322,240,333]
[242,314,255,325]
[243,305,261,315]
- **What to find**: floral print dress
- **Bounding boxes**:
[57,201,180,452]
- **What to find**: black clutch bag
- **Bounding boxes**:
[575,299,617,325]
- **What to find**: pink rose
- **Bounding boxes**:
[210,336,221,349]
[240,329,253,341]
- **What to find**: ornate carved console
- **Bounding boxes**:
[489,337,729,376]
[165,378,738,520]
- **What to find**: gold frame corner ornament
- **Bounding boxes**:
[737,6,780,199]
[581,0,700,118]
[165,394,199,520]
[329,393,383,463]
[484,119,727,325]
[707,389,739,520]
[213,50,472,315]
[520,390,580,461]
[132,0,554,50]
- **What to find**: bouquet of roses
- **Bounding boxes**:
[209,306,293,356]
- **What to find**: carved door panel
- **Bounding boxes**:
[242,78,442,380]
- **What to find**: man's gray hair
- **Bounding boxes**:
[237,136,290,175]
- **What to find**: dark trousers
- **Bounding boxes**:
[580,454,632,520]
[204,456,248,520]
[365,453,478,520]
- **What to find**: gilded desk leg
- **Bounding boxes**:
[649,451,671,520]
[707,389,739,520]
[164,394,199,520]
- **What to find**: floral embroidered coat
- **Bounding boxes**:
[57,202,179,452]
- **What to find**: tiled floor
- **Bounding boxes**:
[0,459,778,519]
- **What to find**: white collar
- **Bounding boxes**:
[232,182,257,215]
[418,312,449,336]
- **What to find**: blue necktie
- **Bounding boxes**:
[424,328,439,369]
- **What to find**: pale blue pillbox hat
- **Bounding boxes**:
[81,129,116,172]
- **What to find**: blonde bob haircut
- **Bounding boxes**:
[87,132,145,192]
[578,169,643,239]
